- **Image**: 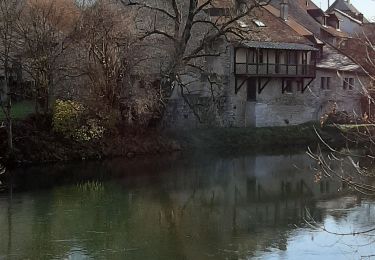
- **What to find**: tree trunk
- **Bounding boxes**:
[4,60,13,152]
[6,111,13,152]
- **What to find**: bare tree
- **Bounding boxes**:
[68,0,162,127]
[16,0,78,114]
[0,0,23,152]
[121,0,271,123]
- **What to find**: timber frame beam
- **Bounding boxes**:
[235,77,248,94]
[258,77,271,94]
[281,78,287,94]
[302,78,314,93]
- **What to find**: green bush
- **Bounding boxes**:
[52,100,104,142]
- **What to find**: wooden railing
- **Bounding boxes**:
[235,63,315,77]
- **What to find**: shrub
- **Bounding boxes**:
[52,100,104,142]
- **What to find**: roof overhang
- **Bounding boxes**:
[237,41,318,51]
[332,9,363,24]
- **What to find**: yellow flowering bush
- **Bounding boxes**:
[52,100,104,142]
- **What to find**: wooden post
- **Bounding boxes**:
[286,50,289,75]
[267,49,269,74]
[246,48,248,74]
[296,51,299,76]
[234,47,237,75]
[256,48,259,75]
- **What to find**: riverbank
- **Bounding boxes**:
[0,115,181,167]
[170,123,340,153]
[0,116,342,168]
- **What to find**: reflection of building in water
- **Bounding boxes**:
[164,153,344,206]
[0,152,358,260]
[151,153,348,259]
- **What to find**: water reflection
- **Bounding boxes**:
[1,152,375,259]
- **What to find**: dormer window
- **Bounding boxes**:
[323,16,327,26]
[253,20,266,27]
[238,20,249,28]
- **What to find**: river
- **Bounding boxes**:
[0,151,375,259]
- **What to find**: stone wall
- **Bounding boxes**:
[162,44,367,129]
[221,67,365,127]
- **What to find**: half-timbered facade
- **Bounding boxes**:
[234,42,316,96]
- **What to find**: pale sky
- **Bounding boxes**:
[311,0,375,21]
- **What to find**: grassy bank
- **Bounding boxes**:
[0,101,35,120]
[0,114,180,166]
[1,116,343,167]
[170,123,334,152]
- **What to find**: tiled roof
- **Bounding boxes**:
[240,41,317,51]
[327,0,369,23]
[266,1,361,73]
[307,9,327,18]
[321,25,349,38]
[327,0,361,15]
[269,0,349,38]
[317,44,362,72]
[270,0,323,36]
[215,6,310,44]
[264,4,313,37]
[198,0,234,8]
[330,8,363,24]
[337,28,375,76]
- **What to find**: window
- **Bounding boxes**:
[321,77,331,90]
[253,20,266,27]
[343,78,354,90]
[237,20,249,28]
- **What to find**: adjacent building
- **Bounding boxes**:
[327,0,368,36]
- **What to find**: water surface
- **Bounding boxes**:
[1,152,375,260]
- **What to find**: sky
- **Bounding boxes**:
[311,0,375,21]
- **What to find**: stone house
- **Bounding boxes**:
[163,0,368,128]
[265,1,368,121]
[162,1,322,128]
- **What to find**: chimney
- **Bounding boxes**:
[235,0,248,14]
[358,13,364,22]
[328,0,330,10]
[280,0,289,21]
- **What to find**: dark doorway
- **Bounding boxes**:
[247,78,257,101]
